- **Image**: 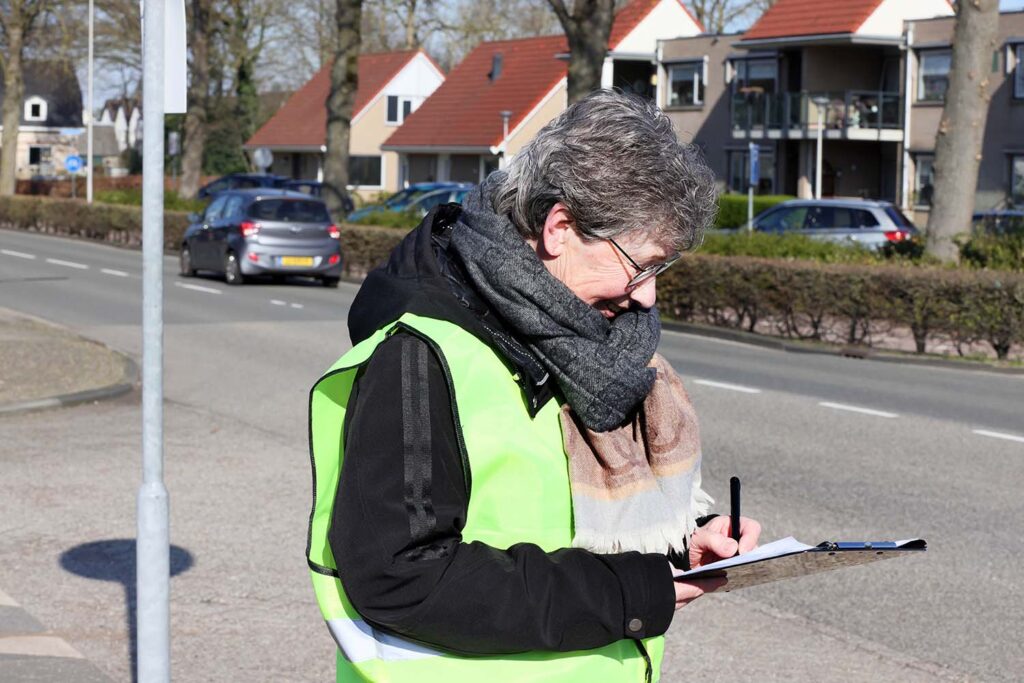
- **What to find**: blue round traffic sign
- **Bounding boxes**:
[64,155,83,173]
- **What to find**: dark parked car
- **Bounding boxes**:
[971,210,1024,236]
[722,198,918,249]
[281,179,355,214]
[197,173,290,200]
[180,189,343,287]
[346,182,473,222]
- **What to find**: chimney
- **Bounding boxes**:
[488,53,504,82]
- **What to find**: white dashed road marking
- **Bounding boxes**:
[972,429,1024,444]
[174,282,222,295]
[818,402,898,419]
[289,303,304,309]
[45,258,88,270]
[101,268,129,277]
[270,299,287,306]
[693,379,762,394]
[1,249,36,259]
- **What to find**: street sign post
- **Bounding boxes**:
[65,155,83,199]
[252,147,273,172]
[747,142,760,232]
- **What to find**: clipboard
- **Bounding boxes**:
[674,537,927,591]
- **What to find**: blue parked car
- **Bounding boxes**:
[346,182,474,222]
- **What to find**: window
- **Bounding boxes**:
[24,96,47,122]
[249,199,330,222]
[727,149,775,193]
[832,208,879,228]
[348,155,383,186]
[1012,155,1024,207]
[413,190,453,213]
[28,146,51,165]
[804,206,834,229]
[1015,44,1024,99]
[915,155,935,207]
[918,50,951,102]
[731,58,776,95]
[223,195,244,219]
[386,95,415,124]
[204,195,229,222]
[757,206,807,232]
[668,62,704,107]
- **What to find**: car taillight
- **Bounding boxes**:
[328,254,341,265]
[884,230,911,242]
[328,224,341,239]
[240,220,260,237]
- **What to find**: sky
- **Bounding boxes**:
[86,0,1024,114]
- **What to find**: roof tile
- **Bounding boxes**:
[743,0,882,40]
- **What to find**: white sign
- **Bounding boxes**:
[252,147,273,170]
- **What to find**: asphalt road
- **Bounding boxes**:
[1,228,1022,682]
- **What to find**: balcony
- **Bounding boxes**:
[731,91,903,142]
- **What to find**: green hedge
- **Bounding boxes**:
[350,209,422,230]
[656,255,1024,359]
[95,188,206,213]
[714,194,794,229]
[3,195,1021,359]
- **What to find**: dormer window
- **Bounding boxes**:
[386,95,415,125]
[25,96,47,122]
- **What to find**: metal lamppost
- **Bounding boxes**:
[811,95,829,200]
[86,0,94,203]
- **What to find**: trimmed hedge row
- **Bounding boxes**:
[3,195,1021,359]
[657,256,1024,359]
[715,194,794,229]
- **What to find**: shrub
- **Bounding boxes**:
[351,209,422,230]
[958,233,1024,272]
[714,194,794,229]
[95,188,207,213]
[698,231,881,264]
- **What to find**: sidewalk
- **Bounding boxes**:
[1,308,129,681]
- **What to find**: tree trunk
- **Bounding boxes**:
[0,23,26,196]
[924,0,1000,264]
[547,0,614,104]
[323,0,362,222]
[180,0,211,199]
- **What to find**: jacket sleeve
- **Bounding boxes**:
[328,332,676,655]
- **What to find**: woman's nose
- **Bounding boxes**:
[628,276,658,309]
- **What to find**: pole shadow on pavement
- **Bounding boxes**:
[59,540,194,682]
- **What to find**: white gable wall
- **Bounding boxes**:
[612,0,702,55]
[858,0,953,37]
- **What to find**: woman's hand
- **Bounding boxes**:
[673,576,728,610]
[688,516,762,569]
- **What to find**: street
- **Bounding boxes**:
[1,228,1022,682]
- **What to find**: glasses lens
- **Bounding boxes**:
[627,254,680,288]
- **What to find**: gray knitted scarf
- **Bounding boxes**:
[449,174,660,432]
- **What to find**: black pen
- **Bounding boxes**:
[730,476,741,557]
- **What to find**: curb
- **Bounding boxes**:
[0,337,138,418]
[662,320,1024,376]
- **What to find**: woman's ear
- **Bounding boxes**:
[539,202,575,258]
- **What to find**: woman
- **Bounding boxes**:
[307,90,761,682]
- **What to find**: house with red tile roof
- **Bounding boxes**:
[657,0,957,215]
[382,0,703,185]
[244,50,444,197]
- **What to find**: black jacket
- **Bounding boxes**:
[330,206,687,655]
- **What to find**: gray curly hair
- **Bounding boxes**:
[493,89,717,252]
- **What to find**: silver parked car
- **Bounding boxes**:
[733,198,918,249]
[180,189,343,287]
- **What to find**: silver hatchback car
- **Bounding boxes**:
[742,198,918,249]
[180,189,343,287]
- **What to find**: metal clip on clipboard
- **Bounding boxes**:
[674,537,927,592]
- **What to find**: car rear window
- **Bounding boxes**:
[883,206,915,228]
[248,199,330,222]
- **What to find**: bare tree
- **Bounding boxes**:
[181,0,213,198]
[323,0,362,221]
[546,0,615,104]
[684,0,774,34]
[0,0,49,195]
[924,0,1000,263]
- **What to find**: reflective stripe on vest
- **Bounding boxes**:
[308,313,664,682]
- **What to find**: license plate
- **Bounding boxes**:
[280,256,314,267]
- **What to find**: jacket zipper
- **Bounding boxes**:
[390,322,472,497]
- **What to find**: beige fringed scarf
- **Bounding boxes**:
[561,353,713,555]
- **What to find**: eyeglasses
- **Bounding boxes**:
[607,237,681,288]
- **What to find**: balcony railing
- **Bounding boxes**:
[731,91,902,137]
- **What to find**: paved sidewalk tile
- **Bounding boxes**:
[0,587,113,683]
